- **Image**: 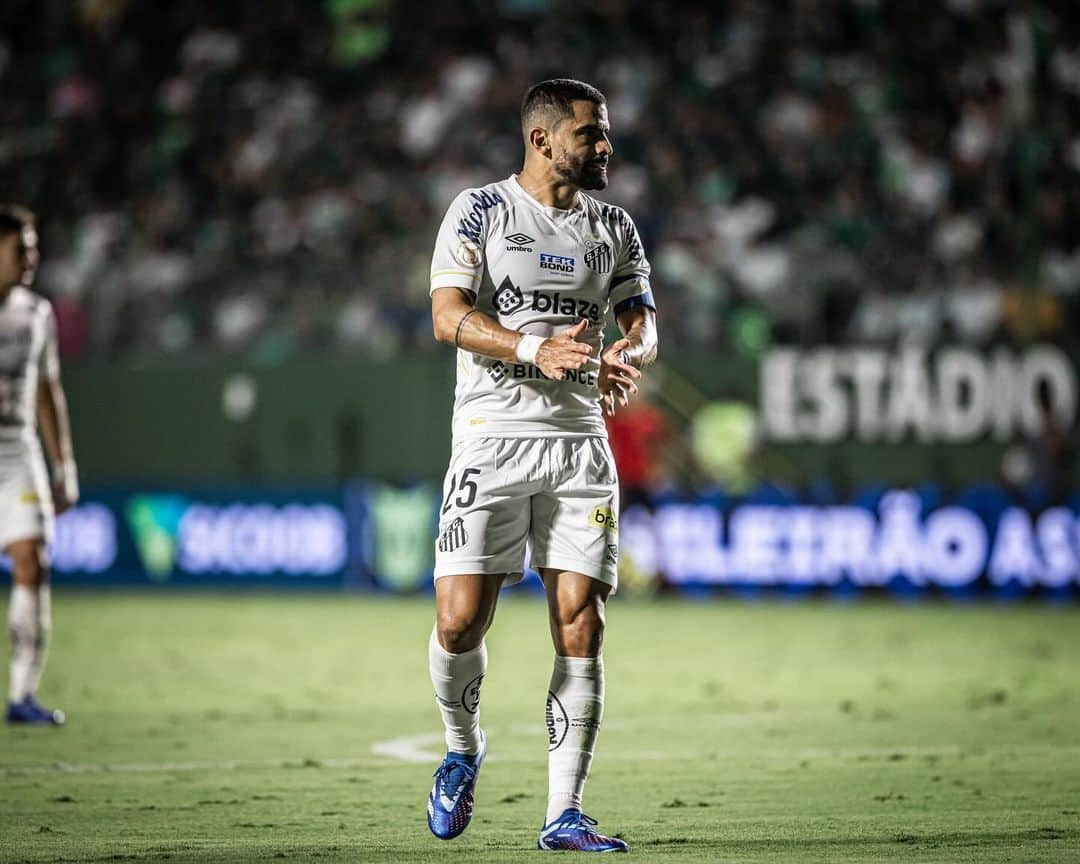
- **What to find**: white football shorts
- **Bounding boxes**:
[434,436,620,589]
[0,456,54,550]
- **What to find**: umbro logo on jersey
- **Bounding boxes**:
[506,232,535,252]
[584,240,613,274]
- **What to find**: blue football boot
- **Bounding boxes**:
[427,731,486,839]
[538,809,628,852]
[6,695,66,725]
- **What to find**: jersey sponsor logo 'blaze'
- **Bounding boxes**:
[530,291,601,323]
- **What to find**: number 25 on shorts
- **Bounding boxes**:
[442,468,480,514]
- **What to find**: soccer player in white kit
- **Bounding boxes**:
[0,205,79,725]
[426,80,657,852]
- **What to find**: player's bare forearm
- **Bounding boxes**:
[431,287,524,361]
[37,377,78,509]
[614,306,658,369]
[431,286,593,380]
[598,306,656,416]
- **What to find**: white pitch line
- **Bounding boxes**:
[370,730,445,764]
[0,755,385,778]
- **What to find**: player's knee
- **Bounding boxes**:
[436,610,487,654]
[9,543,48,586]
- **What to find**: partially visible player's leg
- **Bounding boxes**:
[539,570,613,823]
[426,573,502,839]
[536,570,624,852]
[431,573,503,753]
[6,537,63,725]
[532,438,626,851]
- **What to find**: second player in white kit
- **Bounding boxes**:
[425,79,658,853]
[1,204,79,726]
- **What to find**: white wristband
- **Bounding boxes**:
[515,334,544,365]
[53,460,79,501]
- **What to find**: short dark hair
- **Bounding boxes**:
[0,203,35,238]
[521,78,606,131]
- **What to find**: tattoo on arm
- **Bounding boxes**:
[454,309,479,348]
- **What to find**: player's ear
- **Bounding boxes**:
[528,127,551,158]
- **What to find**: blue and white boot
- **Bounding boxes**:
[427,730,486,839]
[6,695,66,725]
[538,809,629,852]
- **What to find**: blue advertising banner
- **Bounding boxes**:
[16,488,350,588]
[621,487,1080,594]
[4,483,1077,597]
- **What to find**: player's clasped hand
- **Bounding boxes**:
[598,337,641,417]
[535,319,594,381]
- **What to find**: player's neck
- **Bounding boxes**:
[516,168,580,211]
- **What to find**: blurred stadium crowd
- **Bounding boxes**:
[2,0,1079,361]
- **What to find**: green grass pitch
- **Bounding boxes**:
[2,592,1079,863]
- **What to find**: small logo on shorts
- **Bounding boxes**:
[462,674,484,714]
[438,517,468,553]
[546,691,569,751]
[606,543,619,564]
[589,506,618,531]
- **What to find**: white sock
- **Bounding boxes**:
[545,655,604,825]
[428,627,486,755]
[8,584,38,703]
[27,583,51,696]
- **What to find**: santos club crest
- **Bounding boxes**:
[584,240,613,274]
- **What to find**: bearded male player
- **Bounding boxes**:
[426,78,657,852]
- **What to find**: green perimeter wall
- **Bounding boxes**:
[64,350,1012,489]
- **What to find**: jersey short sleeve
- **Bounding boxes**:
[39,301,60,380]
[606,208,655,318]
[429,189,496,299]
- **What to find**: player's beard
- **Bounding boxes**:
[554,150,608,191]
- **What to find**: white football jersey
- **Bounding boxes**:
[430,175,654,440]
[0,287,58,472]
